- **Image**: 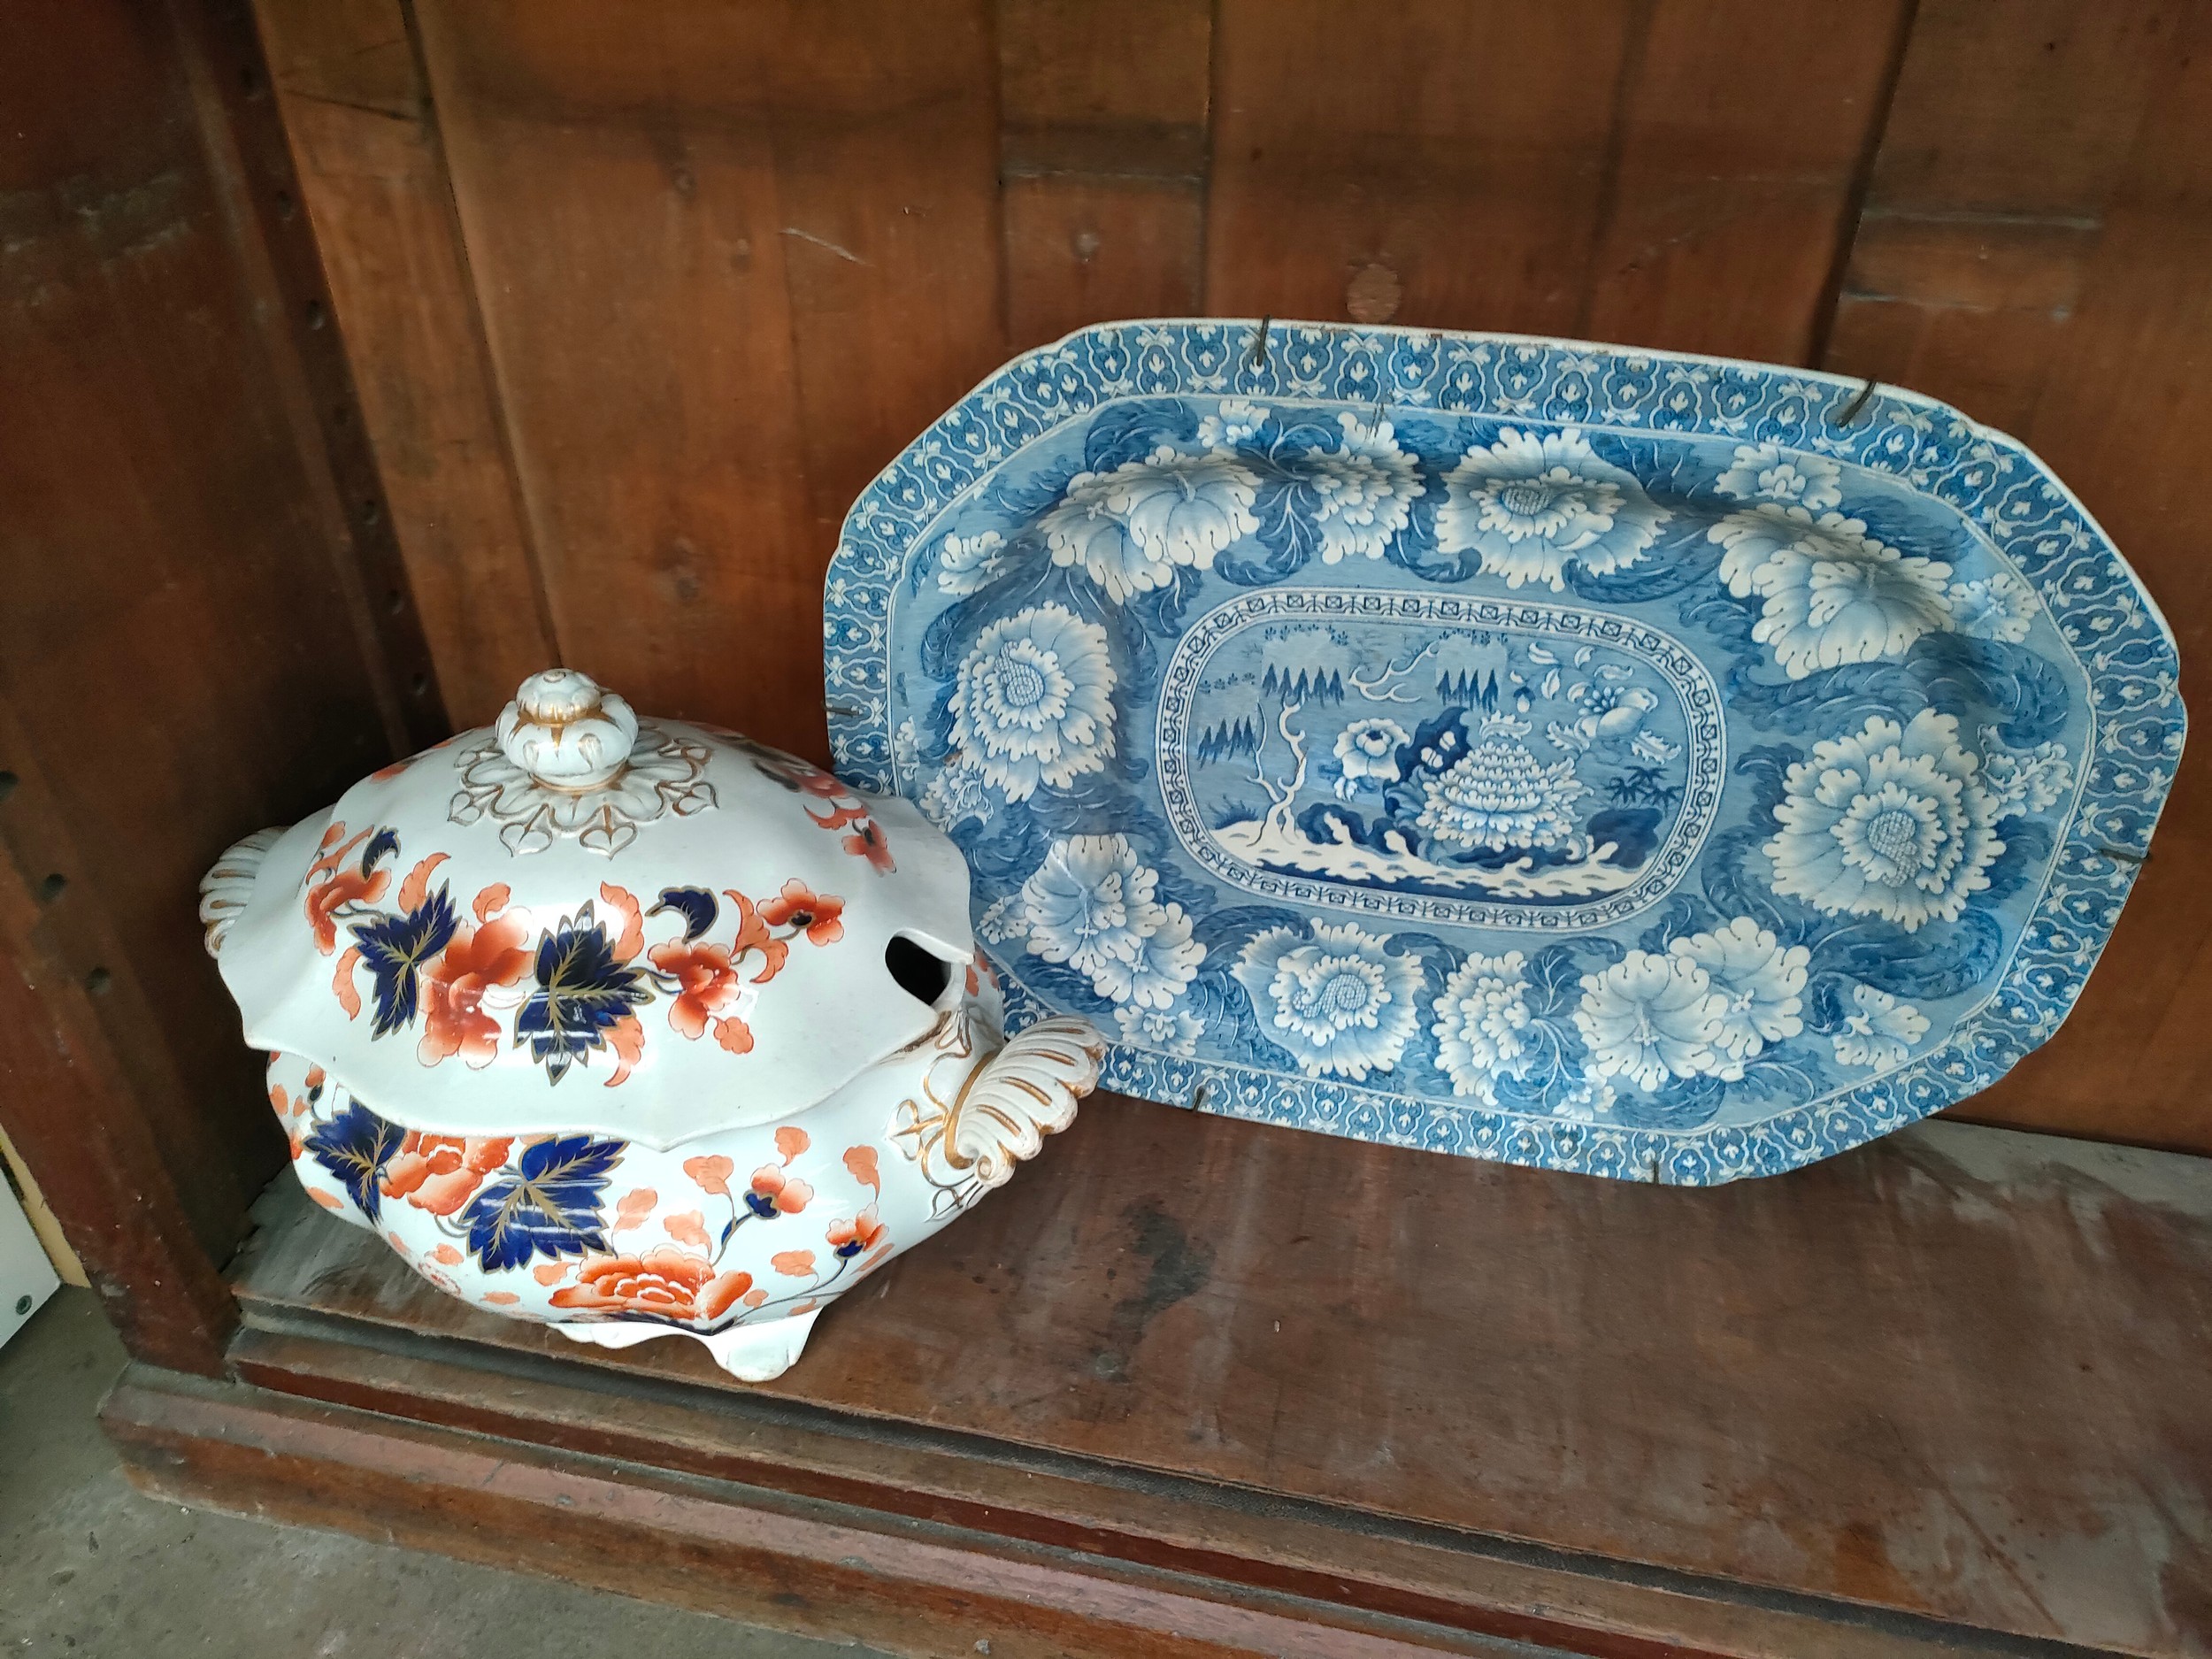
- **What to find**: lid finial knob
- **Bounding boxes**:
[497,669,638,791]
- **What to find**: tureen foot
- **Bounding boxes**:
[551,1310,822,1383]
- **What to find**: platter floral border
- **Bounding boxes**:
[823,320,2184,1184]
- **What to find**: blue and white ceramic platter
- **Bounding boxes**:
[825,321,2183,1183]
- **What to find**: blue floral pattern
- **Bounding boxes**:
[827,322,2184,1183]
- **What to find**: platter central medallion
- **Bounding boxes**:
[1158,589,1723,932]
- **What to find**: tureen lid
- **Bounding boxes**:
[213,670,972,1148]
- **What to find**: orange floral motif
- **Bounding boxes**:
[646,938,744,1039]
[380,1133,513,1216]
[826,1204,886,1259]
[418,908,532,1067]
[549,1248,753,1324]
[713,1014,755,1054]
[431,1244,465,1266]
[483,1290,519,1306]
[771,1249,818,1279]
[757,879,846,947]
[396,852,450,913]
[683,1155,734,1195]
[605,1013,646,1089]
[599,882,645,963]
[841,819,896,874]
[747,1164,813,1217]
[725,888,790,986]
[611,1187,658,1233]
[307,863,385,956]
[664,1210,712,1250]
[843,1145,881,1193]
[304,838,389,954]
[472,884,511,923]
[533,1263,572,1286]
[774,1125,810,1163]
[332,948,364,1018]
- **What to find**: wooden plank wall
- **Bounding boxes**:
[250,0,2212,1152]
[0,0,449,1367]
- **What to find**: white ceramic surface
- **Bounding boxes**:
[204,670,1102,1379]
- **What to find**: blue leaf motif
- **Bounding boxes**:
[1082,400,1195,472]
[1812,910,2005,1002]
[349,885,458,1038]
[303,1102,403,1223]
[649,887,718,942]
[360,826,399,875]
[516,904,651,1084]
[460,1134,624,1272]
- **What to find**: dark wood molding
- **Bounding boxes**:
[111,1340,2048,1659]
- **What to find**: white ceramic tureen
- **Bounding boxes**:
[198,669,1102,1379]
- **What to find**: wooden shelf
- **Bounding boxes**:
[102,1094,2212,1657]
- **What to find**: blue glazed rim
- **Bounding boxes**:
[824,320,2185,1184]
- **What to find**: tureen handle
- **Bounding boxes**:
[948,1016,1105,1192]
[496,669,639,791]
[199,825,286,957]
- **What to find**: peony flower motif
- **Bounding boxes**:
[1947,570,2038,643]
[1435,427,1671,590]
[949,603,1118,801]
[1415,727,1585,852]
[647,937,745,1039]
[1042,445,1260,601]
[745,1164,813,1217]
[1305,414,1424,564]
[1574,951,1730,1091]
[1020,834,1155,979]
[1709,504,1953,679]
[1714,442,1842,512]
[1333,717,1408,797]
[1981,740,2073,817]
[1235,919,1424,1081]
[1832,983,1930,1069]
[1198,398,1268,449]
[918,757,991,830]
[417,911,534,1068]
[826,1203,887,1259]
[380,1133,513,1217]
[936,528,1011,595]
[1550,1075,1616,1122]
[757,878,845,946]
[1668,918,1809,1078]
[1431,950,1534,1103]
[1765,710,2005,932]
[549,1248,753,1324]
[1114,1002,1203,1056]
[1091,899,1204,1010]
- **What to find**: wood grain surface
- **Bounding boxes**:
[230,0,2212,1151]
[0,0,443,1364]
[223,1103,2212,1655]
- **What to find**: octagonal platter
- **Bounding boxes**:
[824,321,2183,1183]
